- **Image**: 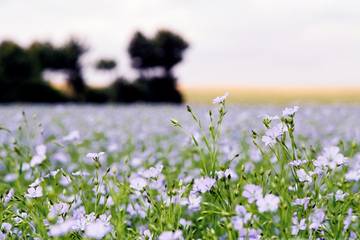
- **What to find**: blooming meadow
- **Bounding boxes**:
[0,97,359,239]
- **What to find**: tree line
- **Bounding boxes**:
[0,30,189,103]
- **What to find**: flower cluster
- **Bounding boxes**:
[0,99,359,239]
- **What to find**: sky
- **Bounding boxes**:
[1,0,360,88]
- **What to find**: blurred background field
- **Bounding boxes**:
[183,86,360,104]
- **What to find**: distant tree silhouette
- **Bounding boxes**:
[127,30,189,103]
[128,30,188,78]
[0,41,69,102]
[139,75,182,103]
[0,41,37,84]
[59,39,87,98]
[28,41,58,69]
[0,29,189,103]
[95,59,117,70]
[0,82,69,103]
[128,32,160,78]
[29,39,87,100]
[112,78,143,103]
[154,30,189,77]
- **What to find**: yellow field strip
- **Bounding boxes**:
[182,86,360,104]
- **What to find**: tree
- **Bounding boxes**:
[28,41,58,69]
[154,30,189,77]
[128,30,188,78]
[95,59,117,71]
[0,40,70,102]
[29,39,88,99]
[59,39,87,97]
[128,32,160,77]
[111,78,143,103]
[126,30,189,103]
[0,41,37,84]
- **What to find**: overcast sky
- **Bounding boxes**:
[1,0,360,88]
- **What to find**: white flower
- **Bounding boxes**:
[309,208,325,230]
[192,177,216,193]
[29,177,43,187]
[59,175,72,187]
[21,163,30,171]
[238,227,261,240]
[86,152,105,160]
[236,205,250,218]
[72,170,90,177]
[98,214,111,225]
[282,106,299,116]
[289,159,307,167]
[158,230,183,240]
[30,144,47,167]
[296,169,312,183]
[13,211,28,224]
[345,169,360,182]
[212,92,229,104]
[48,202,70,218]
[30,155,45,167]
[232,216,245,232]
[292,197,310,209]
[349,232,357,240]
[262,123,287,146]
[25,186,43,198]
[3,188,14,205]
[48,219,76,237]
[0,222,11,240]
[242,184,263,203]
[99,195,114,207]
[314,146,346,170]
[4,174,18,182]
[179,218,192,227]
[49,169,60,177]
[334,190,348,201]
[224,169,238,179]
[291,216,306,235]
[288,185,298,191]
[1,222,12,233]
[216,170,225,179]
[62,130,80,142]
[260,114,279,121]
[216,168,238,180]
[345,155,360,182]
[140,165,163,179]
[232,205,251,231]
[141,229,153,240]
[187,193,202,211]
[71,207,86,228]
[343,208,355,231]
[148,174,166,190]
[127,203,147,218]
[129,175,148,191]
[256,194,280,213]
[85,220,112,239]
[235,205,251,221]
